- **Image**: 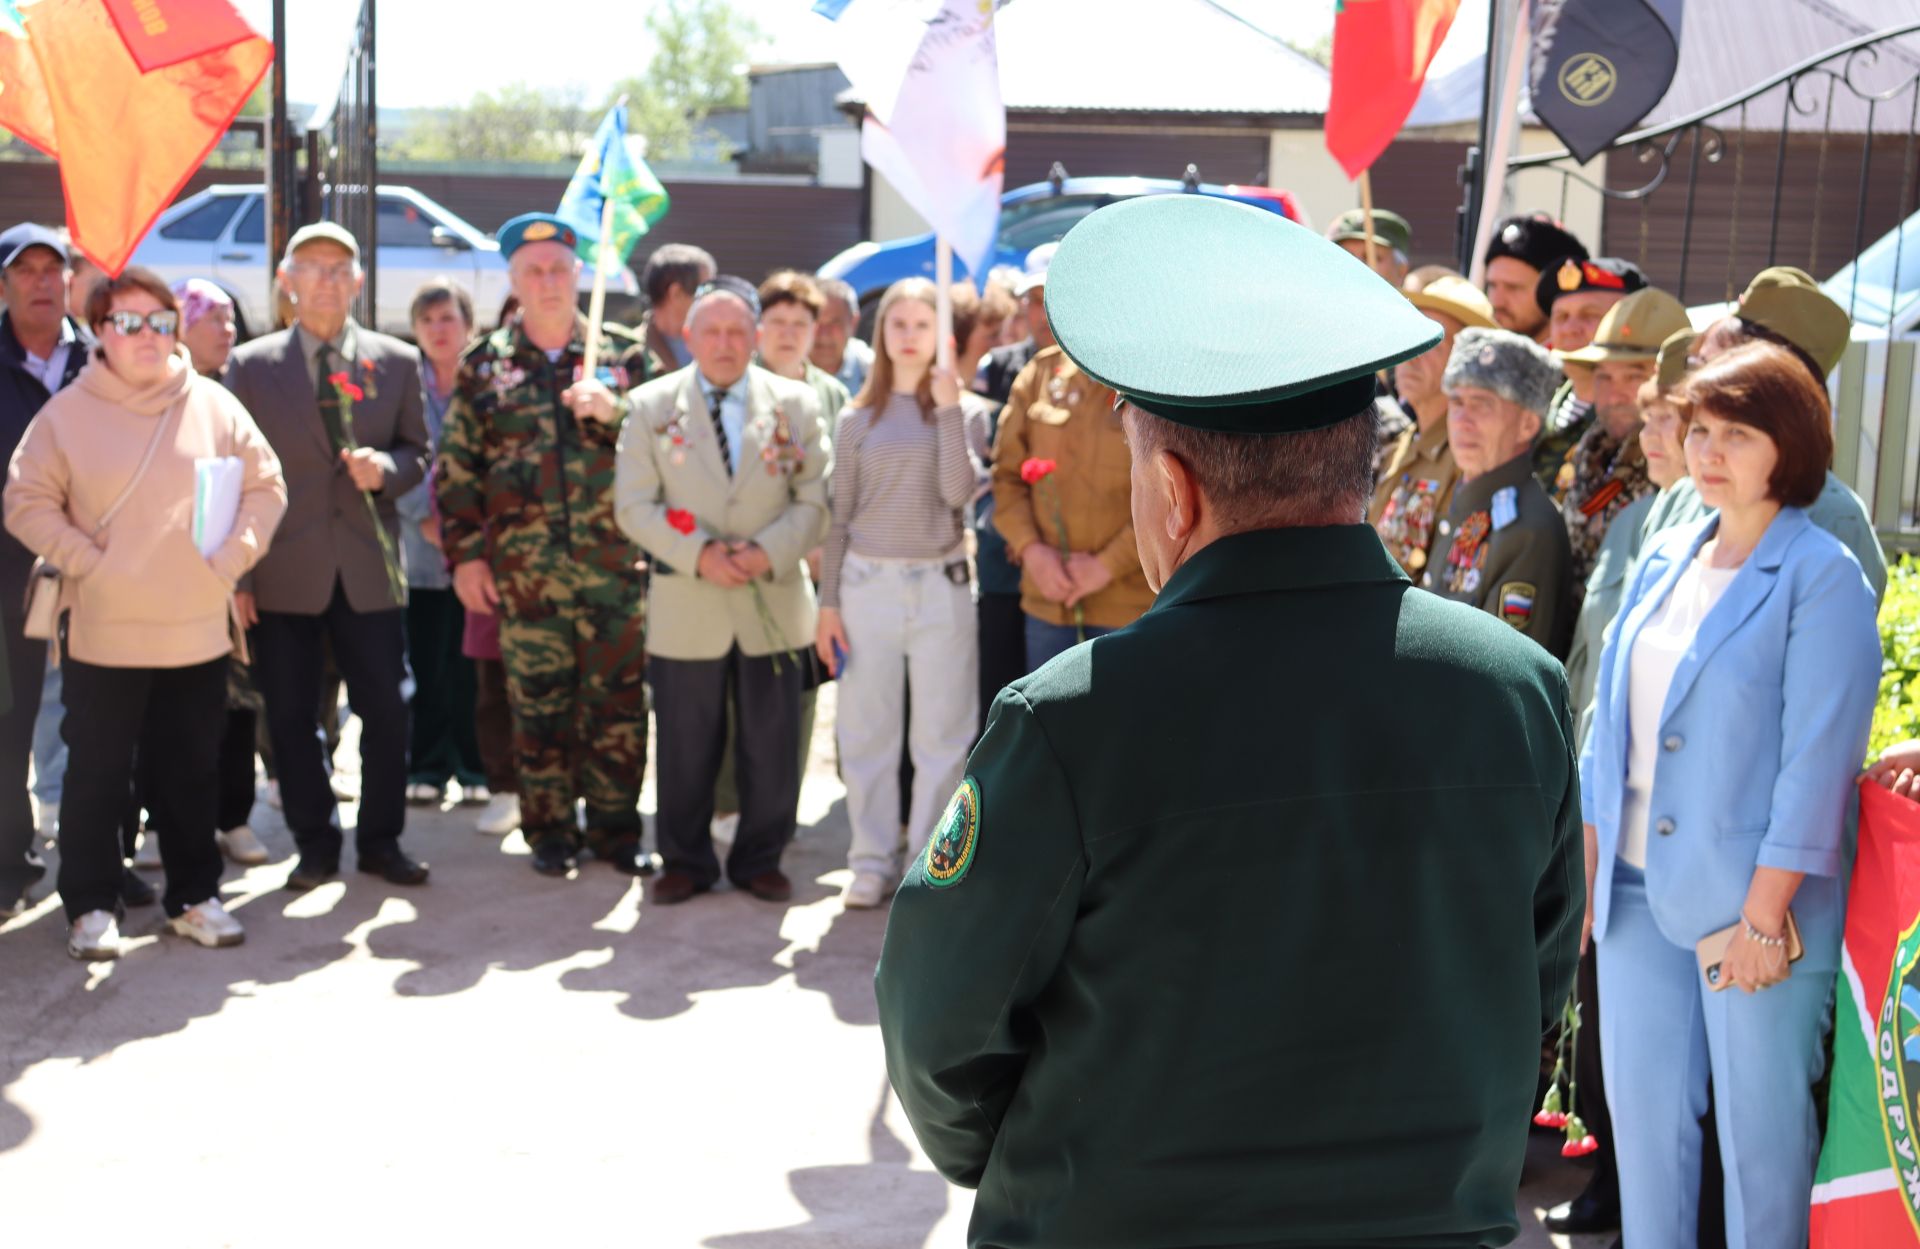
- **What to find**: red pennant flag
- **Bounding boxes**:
[1326,0,1462,179]
[0,0,271,277]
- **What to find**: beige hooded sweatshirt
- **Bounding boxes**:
[4,346,286,668]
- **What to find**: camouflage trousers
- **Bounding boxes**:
[499,573,648,849]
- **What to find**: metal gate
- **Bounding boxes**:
[301,0,378,327]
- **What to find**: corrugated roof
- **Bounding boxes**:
[1411,0,1920,133]
[837,0,1330,117]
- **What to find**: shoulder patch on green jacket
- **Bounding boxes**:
[924,776,981,888]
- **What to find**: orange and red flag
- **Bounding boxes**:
[0,0,271,276]
[1325,0,1461,179]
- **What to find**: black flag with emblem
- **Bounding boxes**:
[1529,0,1685,164]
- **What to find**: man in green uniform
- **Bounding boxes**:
[1325,205,1412,287]
[1427,326,1573,658]
[876,195,1582,1249]
[435,213,657,878]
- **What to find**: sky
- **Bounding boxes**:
[231,0,1364,111]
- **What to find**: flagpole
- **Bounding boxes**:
[1359,169,1379,271]
[581,93,629,382]
[1467,0,1530,289]
[935,236,955,373]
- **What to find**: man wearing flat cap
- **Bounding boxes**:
[877,196,1580,1248]
[1531,257,1647,489]
[1326,206,1412,287]
[1370,275,1497,576]
[1426,327,1574,656]
[1482,212,1589,344]
[227,221,433,889]
[435,212,659,878]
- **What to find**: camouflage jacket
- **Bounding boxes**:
[435,315,654,602]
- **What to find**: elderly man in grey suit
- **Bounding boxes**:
[616,276,828,906]
[225,222,432,890]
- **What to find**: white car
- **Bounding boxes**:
[128,184,639,339]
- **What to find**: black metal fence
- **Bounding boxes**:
[300,0,378,326]
[1483,23,1920,313]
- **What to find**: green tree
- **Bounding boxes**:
[612,0,761,161]
[390,82,595,164]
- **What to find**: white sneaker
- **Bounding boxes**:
[217,825,270,866]
[457,781,491,806]
[405,782,444,806]
[843,871,890,910]
[331,772,360,802]
[475,793,520,836]
[712,811,741,855]
[168,897,244,948]
[131,831,162,871]
[67,910,120,960]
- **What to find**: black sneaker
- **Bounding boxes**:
[530,839,576,877]
[119,866,156,908]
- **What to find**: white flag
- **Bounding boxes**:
[827,0,1006,279]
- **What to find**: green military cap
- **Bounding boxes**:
[1045,196,1441,433]
[497,212,579,259]
[1655,325,1695,391]
[1559,287,1692,366]
[1737,265,1851,378]
[1326,207,1412,257]
[284,220,360,262]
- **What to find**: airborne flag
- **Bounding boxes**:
[1529,0,1685,163]
[556,102,670,272]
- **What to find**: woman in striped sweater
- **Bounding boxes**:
[815,278,985,909]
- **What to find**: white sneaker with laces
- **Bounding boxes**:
[168,897,244,948]
[68,910,120,960]
[843,871,890,910]
[475,793,520,836]
[217,824,269,866]
[131,831,162,871]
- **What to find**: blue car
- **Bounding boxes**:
[818,173,1303,312]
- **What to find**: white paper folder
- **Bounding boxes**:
[192,457,244,557]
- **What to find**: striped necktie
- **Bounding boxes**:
[708,386,733,477]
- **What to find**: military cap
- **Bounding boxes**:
[0,223,66,269]
[1045,195,1440,434]
[1327,207,1412,257]
[1534,256,1647,314]
[1737,266,1851,378]
[1407,274,1497,330]
[284,220,361,262]
[1443,327,1561,416]
[497,213,578,259]
[1484,214,1589,274]
[1560,287,1691,366]
[1655,325,1696,391]
[692,273,762,319]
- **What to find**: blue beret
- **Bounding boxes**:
[1044,195,1440,433]
[498,213,578,259]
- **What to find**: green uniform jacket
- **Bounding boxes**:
[1427,452,1575,660]
[876,525,1582,1249]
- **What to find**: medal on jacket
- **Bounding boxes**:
[572,362,629,390]
[1445,510,1490,595]
[658,416,688,466]
[766,405,804,476]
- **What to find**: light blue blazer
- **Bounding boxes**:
[1578,508,1881,971]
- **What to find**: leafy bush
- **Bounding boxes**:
[1872,556,1920,760]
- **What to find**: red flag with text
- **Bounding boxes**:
[1326,0,1461,179]
[0,0,271,275]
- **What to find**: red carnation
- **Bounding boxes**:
[1561,1134,1599,1158]
[1019,457,1058,485]
[666,508,697,535]
[329,372,365,402]
[328,371,350,386]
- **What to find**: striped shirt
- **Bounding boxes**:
[820,392,977,608]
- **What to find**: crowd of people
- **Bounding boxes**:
[0,185,1911,1244]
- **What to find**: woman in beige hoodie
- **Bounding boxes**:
[4,267,286,960]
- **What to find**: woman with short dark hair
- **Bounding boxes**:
[1580,340,1882,1247]
[4,267,286,959]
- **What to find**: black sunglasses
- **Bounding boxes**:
[106,310,179,337]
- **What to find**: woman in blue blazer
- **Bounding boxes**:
[1579,341,1881,1249]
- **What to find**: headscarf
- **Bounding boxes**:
[171,278,233,330]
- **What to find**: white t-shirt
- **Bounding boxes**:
[1618,553,1741,867]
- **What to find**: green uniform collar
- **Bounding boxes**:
[1148,525,1409,615]
[1451,450,1538,514]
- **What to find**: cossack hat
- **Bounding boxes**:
[1442,327,1562,416]
[1484,213,1588,274]
[1044,195,1440,434]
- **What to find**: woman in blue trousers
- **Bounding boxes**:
[1580,341,1881,1249]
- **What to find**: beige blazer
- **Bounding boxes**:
[615,363,828,661]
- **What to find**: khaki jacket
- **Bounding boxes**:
[1368,414,1461,578]
[989,347,1151,629]
[615,364,828,661]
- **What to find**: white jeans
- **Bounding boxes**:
[836,550,978,879]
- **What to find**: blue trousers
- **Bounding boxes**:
[1597,862,1832,1249]
[31,656,64,814]
[1022,616,1113,672]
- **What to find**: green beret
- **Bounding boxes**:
[1655,326,1695,391]
[1045,196,1441,434]
[1737,266,1850,378]
[1326,207,1412,257]
[498,213,579,259]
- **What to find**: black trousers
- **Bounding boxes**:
[59,656,225,920]
[0,606,46,883]
[472,658,516,793]
[651,647,801,887]
[136,705,257,845]
[976,591,1026,737]
[251,579,410,866]
[405,587,483,788]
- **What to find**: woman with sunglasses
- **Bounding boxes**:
[4,267,286,960]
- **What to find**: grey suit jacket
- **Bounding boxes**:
[225,322,429,614]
